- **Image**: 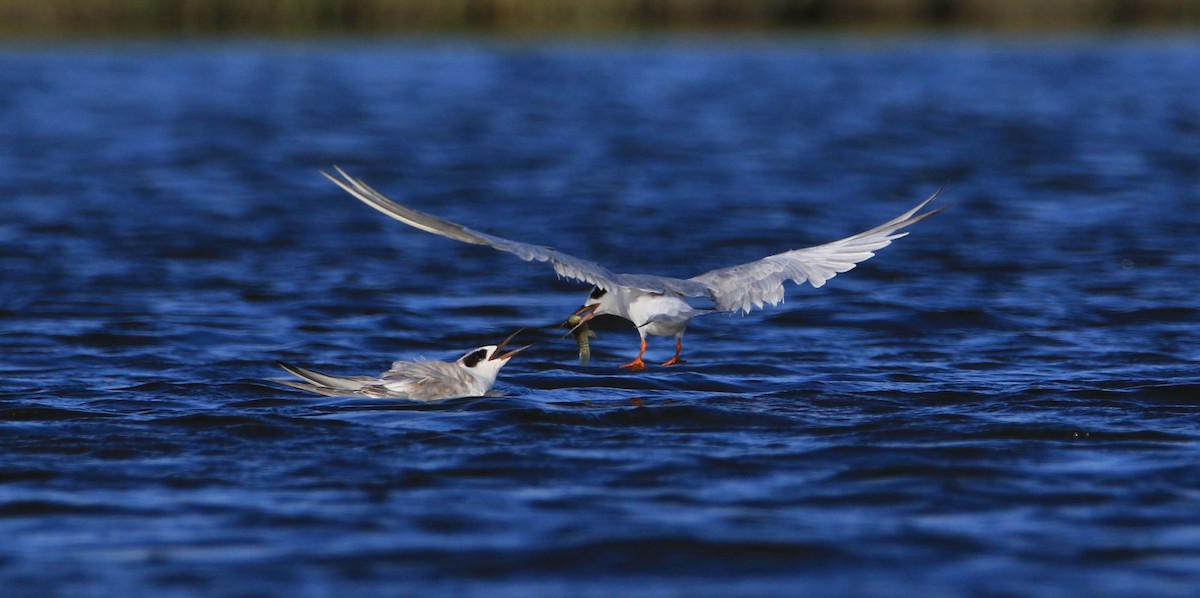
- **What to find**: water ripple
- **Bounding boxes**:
[1,37,1198,598]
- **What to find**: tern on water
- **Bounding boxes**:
[324,167,943,370]
[274,331,529,400]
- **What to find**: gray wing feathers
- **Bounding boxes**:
[323,167,707,297]
[275,361,373,392]
[325,168,939,306]
[382,360,479,401]
[273,360,481,400]
[690,190,944,314]
[618,273,709,297]
[274,380,346,396]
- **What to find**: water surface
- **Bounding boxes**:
[1,36,1198,596]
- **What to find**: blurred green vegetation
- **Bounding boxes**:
[1,0,1198,35]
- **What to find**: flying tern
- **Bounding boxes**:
[274,331,529,400]
[324,167,943,370]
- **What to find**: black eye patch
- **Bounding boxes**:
[463,349,489,368]
[589,287,607,300]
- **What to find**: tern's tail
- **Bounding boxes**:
[274,361,369,392]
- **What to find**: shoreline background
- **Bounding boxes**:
[2,0,1199,36]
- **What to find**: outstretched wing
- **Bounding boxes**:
[689,189,945,314]
[324,167,708,298]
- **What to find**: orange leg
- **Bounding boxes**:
[619,337,648,371]
[661,337,685,366]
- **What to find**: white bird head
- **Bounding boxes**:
[456,330,530,387]
[569,287,615,329]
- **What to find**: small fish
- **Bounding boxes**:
[566,314,598,366]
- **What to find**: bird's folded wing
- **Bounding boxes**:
[273,379,351,396]
[324,167,706,297]
[275,361,374,391]
[689,190,944,314]
[382,360,475,400]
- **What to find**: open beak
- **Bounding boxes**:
[491,329,532,361]
[564,304,599,335]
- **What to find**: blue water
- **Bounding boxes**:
[2,35,1199,596]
